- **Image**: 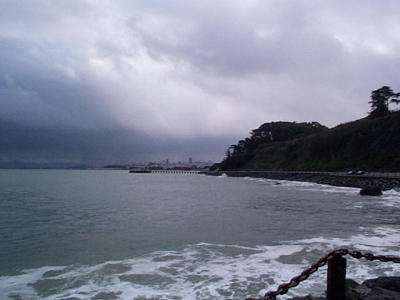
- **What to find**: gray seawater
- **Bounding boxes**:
[0,169,399,299]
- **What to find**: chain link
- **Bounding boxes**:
[243,248,400,300]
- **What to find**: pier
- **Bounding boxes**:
[130,169,201,174]
[150,170,201,174]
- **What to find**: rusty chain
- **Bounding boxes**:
[244,248,400,300]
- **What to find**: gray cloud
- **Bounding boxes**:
[0,0,400,166]
[0,119,232,167]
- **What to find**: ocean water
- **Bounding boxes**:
[0,170,399,299]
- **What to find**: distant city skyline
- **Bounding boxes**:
[105,157,213,171]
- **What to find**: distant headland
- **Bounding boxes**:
[212,86,400,173]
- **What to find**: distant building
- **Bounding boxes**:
[189,157,193,164]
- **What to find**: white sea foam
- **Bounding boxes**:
[243,176,399,209]
[379,189,400,207]
[273,179,359,194]
[1,227,399,300]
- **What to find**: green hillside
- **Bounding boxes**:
[218,121,328,170]
[217,111,400,172]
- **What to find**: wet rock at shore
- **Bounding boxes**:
[206,171,400,191]
[345,278,372,299]
[287,277,400,300]
[346,277,400,299]
[363,277,400,292]
[359,187,383,196]
[287,295,325,300]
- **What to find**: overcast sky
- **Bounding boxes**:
[1,0,399,166]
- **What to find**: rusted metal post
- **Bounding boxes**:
[327,254,346,300]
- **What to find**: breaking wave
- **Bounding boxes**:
[1,227,399,300]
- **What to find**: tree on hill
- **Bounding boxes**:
[369,86,399,119]
[218,121,327,170]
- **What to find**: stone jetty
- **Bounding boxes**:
[206,171,400,191]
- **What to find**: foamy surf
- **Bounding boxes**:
[240,176,400,209]
[379,189,400,207]
[1,227,399,300]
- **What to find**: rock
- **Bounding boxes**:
[345,277,400,299]
[287,277,400,300]
[346,278,361,299]
[287,295,325,300]
[360,187,383,196]
[363,277,400,293]
[361,287,400,299]
[346,278,371,299]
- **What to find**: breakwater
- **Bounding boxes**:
[205,171,400,190]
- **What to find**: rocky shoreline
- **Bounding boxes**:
[205,171,400,191]
[287,276,400,299]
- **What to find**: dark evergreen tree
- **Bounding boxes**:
[218,121,327,170]
[369,86,399,118]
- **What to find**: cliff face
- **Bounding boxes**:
[218,111,400,172]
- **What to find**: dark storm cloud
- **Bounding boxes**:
[1,0,400,165]
[0,119,233,167]
[0,38,108,128]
